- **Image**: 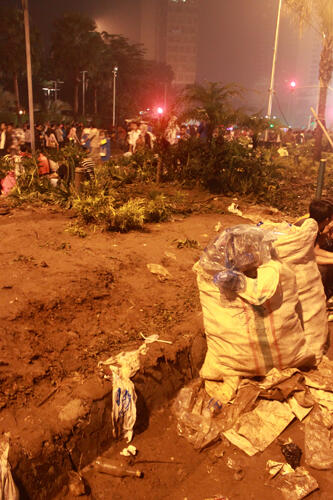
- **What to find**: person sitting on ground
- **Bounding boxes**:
[296,199,333,299]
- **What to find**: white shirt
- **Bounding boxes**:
[89,128,100,148]
[128,130,141,151]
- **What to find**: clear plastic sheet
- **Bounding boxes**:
[200,225,275,292]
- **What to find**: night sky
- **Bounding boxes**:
[6,0,326,125]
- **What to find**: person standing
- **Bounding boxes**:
[68,124,80,145]
[55,124,64,148]
[45,128,59,151]
[99,130,111,162]
[88,124,100,163]
[24,124,31,151]
[127,121,140,153]
[4,123,14,152]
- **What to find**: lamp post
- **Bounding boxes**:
[266,0,283,140]
[22,0,35,153]
[112,66,118,128]
[80,71,88,117]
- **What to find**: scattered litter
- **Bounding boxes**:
[176,238,200,249]
[68,471,86,496]
[305,405,333,470]
[227,203,242,216]
[287,395,312,421]
[214,222,222,232]
[226,457,245,481]
[140,333,172,345]
[164,251,177,261]
[147,263,171,278]
[0,433,19,500]
[204,496,229,500]
[308,388,333,411]
[120,445,137,457]
[172,380,222,450]
[280,441,302,469]
[267,461,319,500]
[223,400,295,456]
[94,457,143,478]
[98,344,148,442]
[304,356,333,391]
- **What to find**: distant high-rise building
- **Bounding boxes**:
[140,0,199,86]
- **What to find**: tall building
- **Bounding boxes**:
[140,0,199,86]
[165,0,199,85]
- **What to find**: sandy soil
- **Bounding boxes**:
[1,200,329,500]
[0,204,243,413]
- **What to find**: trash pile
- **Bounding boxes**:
[171,220,332,499]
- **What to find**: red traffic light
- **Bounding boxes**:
[290,80,296,88]
[157,107,164,115]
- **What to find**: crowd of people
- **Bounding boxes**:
[0,115,322,197]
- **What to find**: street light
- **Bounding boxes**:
[81,71,88,117]
[22,0,35,153]
[112,66,118,127]
[266,0,283,140]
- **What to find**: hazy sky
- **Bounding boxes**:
[8,0,324,124]
[23,0,318,86]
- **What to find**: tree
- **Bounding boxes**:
[285,0,333,160]
[50,14,102,115]
[0,87,16,112]
[182,82,243,138]
[0,6,40,114]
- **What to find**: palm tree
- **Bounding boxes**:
[285,0,333,160]
[182,82,243,138]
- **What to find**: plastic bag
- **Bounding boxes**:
[98,344,147,442]
[171,379,223,450]
[305,405,333,470]
[0,434,19,500]
[200,225,275,292]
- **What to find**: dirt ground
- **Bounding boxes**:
[1,197,330,499]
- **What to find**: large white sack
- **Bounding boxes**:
[272,218,328,363]
[195,259,311,379]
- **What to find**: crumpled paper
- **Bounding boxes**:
[266,460,319,500]
[223,400,295,456]
[305,405,333,470]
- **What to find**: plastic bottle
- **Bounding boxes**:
[94,457,143,478]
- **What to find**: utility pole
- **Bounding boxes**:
[112,66,118,128]
[81,70,88,117]
[22,0,35,153]
[266,0,283,140]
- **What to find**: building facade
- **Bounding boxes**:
[140,0,199,86]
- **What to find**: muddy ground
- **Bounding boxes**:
[1,196,331,499]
